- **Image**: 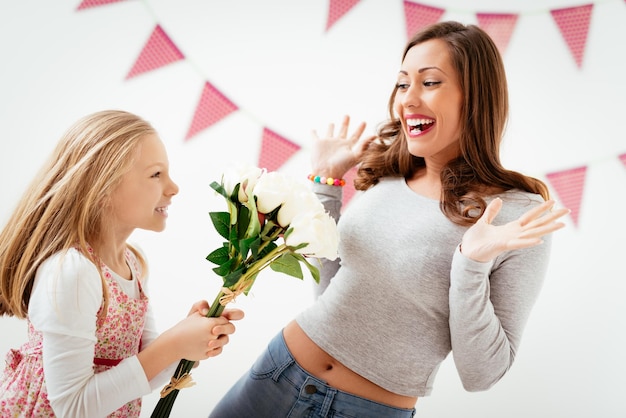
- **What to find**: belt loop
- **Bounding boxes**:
[271,358,294,382]
[319,387,336,417]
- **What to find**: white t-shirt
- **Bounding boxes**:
[28,248,175,417]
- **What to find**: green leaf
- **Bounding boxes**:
[239,236,260,260]
[230,183,241,202]
[270,253,304,280]
[210,181,229,200]
[258,241,278,259]
[210,212,231,240]
[237,205,251,239]
[206,245,229,266]
[223,268,244,288]
[212,257,236,278]
[292,253,321,284]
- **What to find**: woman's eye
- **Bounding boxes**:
[396,83,409,90]
[423,81,441,87]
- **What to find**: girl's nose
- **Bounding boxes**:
[167,178,179,196]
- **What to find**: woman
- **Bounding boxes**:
[208,21,568,417]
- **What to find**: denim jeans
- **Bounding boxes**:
[208,331,416,418]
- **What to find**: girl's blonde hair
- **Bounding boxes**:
[0,110,154,318]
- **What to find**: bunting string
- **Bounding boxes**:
[75,0,626,226]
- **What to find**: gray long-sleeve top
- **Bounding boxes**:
[296,177,552,397]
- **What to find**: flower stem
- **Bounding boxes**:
[151,245,288,417]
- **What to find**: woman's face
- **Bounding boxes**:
[393,38,463,166]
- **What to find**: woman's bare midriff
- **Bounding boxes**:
[282,320,418,410]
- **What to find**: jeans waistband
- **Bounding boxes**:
[270,331,416,418]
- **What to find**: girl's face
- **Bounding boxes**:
[109,134,179,235]
[394,38,464,166]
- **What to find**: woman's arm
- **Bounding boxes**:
[448,197,567,391]
[311,183,343,297]
[448,239,550,391]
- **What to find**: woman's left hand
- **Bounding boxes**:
[460,198,570,263]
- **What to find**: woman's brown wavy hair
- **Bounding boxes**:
[354,21,548,226]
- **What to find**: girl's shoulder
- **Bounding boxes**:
[37,248,101,286]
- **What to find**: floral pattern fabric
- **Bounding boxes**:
[0,248,149,417]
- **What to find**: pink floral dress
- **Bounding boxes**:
[0,248,149,417]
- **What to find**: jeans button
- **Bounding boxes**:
[304,384,317,394]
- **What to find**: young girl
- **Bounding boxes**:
[208,21,569,417]
[0,110,244,417]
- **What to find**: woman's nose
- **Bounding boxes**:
[402,86,420,108]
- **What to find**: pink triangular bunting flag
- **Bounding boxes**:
[546,166,587,227]
[403,1,445,39]
[476,13,519,55]
[619,153,626,169]
[185,82,238,141]
[550,4,593,68]
[76,0,127,10]
[326,0,361,32]
[342,167,358,209]
[258,129,301,172]
[126,25,185,79]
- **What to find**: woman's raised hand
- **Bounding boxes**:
[460,198,570,263]
[310,115,377,179]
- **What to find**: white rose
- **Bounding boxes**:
[222,163,264,203]
[277,182,325,227]
[285,210,339,260]
[253,171,292,214]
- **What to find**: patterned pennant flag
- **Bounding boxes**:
[126,25,185,79]
[326,0,361,31]
[546,166,587,227]
[476,13,519,55]
[550,4,593,68]
[76,0,127,10]
[619,153,626,169]
[342,167,358,209]
[258,128,301,172]
[185,82,238,141]
[403,1,445,39]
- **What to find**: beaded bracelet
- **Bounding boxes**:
[308,174,346,187]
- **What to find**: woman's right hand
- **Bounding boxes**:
[310,115,376,179]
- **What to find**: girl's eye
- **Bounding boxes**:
[151,172,161,178]
[424,81,442,87]
[396,83,409,90]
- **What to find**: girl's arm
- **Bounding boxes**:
[30,250,151,416]
[30,250,240,417]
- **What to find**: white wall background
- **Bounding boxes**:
[1,0,625,417]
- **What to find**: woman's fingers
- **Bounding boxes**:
[480,197,503,225]
[338,115,350,138]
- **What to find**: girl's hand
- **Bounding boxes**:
[167,306,244,361]
[310,115,377,179]
[460,198,570,263]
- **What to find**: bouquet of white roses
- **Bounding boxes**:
[151,165,339,417]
